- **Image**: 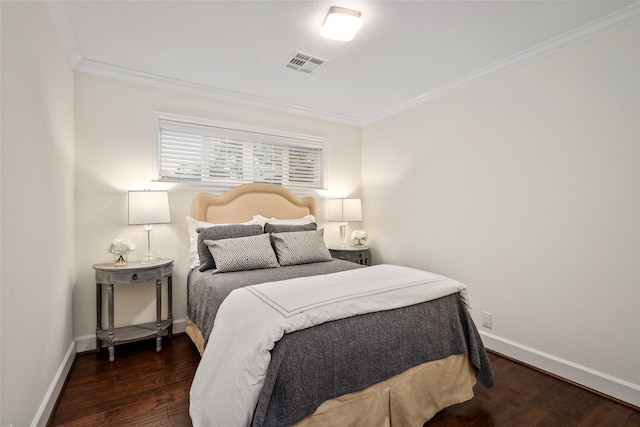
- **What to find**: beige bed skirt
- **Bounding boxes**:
[186,318,476,426]
[295,353,475,426]
[186,317,206,356]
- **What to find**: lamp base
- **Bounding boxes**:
[141,225,157,264]
[339,223,348,247]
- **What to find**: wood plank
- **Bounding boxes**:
[47,335,640,427]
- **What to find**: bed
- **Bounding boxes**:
[186,183,493,427]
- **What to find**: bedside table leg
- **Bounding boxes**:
[96,283,102,352]
[168,275,173,338]
[108,283,115,362]
[155,278,162,352]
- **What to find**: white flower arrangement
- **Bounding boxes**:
[108,238,136,255]
[108,238,136,266]
[351,230,368,247]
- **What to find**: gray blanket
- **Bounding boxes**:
[254,293,494,426]
[187,261,494,426]
[187,259,363,346]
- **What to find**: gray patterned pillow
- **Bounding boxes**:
[204,233,279,273]
[270,229,332,266]
[264,222,317,234]
[197,224,264,272]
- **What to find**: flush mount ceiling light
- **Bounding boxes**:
[321,6,362,41]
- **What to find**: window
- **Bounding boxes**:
[155,115,325,188]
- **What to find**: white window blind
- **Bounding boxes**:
[156,118,325,188]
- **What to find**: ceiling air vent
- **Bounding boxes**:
[284,51,328,74]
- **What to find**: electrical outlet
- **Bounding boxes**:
[482,311,493,329]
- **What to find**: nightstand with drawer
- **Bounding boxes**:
[329,246,371,266]
[93,258,173,362]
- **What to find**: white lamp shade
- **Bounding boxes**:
[321,6,362,41]
[128,190,171,225]
[327,198,362,222]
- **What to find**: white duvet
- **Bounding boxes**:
[189,264,469,427]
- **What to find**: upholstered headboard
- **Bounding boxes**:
[194,183,317,223]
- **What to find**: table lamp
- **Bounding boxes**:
[327,198,362,247]
[128,190,171,263]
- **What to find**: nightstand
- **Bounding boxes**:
[329,246,371,266]
[93,258,173,362]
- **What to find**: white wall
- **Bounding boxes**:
[73,72,361,340]
[362,22,640,404]
[0,2,75,426]
[3,3,635,422]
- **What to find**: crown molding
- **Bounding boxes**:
[46,0,81,68]
[362,2,640,125]
[45,1,362,125]
[75,59,363,126]
[47,0,638,127]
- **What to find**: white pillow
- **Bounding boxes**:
[252,214,316,227]
[186,216,259,269]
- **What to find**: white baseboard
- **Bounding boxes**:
[31,340,76,427]
[38,323,638,427]
[35,319,188,426]
[480,331,640,408]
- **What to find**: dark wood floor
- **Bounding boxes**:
[48,334,639,427]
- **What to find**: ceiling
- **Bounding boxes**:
[51,1,639,124]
